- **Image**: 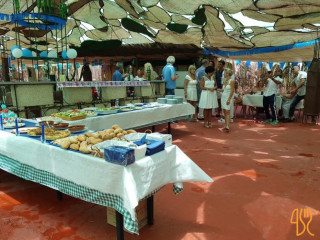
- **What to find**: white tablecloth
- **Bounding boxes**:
[242,94,282,109]
[0,130,212,227]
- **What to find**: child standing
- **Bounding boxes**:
[198,66,218,128]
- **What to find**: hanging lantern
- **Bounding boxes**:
[40,51,48,57]
[12,48,22,58]
[66,49,77,59]
[48,51,58,58]
[62,50,68,59]
[11,45,21,52]
[22,49,32,57]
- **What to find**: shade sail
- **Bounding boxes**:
[0,0,319,61]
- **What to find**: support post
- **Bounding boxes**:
[147,195,154,225]
[116,211,124,240]
[57,191,63,200]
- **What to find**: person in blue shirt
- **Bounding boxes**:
[162,56,179,95]
[112,62,127,81]
[196,58,209,120]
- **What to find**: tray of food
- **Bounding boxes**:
[95,108,117,115]
[68,125,88,133]
[82,110,97,117]
[53,123,69,129]
[36,121,54,127]
[52,125,137,155]
[27,127,71,140]
[4,122,26,128]
[52,112,87,121]
[10,127,38,134]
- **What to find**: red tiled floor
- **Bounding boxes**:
[1,118,320,240]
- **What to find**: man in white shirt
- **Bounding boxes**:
[263,69,283,125]
[288,66,307,121]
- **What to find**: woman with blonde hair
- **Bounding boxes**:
[219,68,235,132]
[144,62,155,81]
[184,65,198,121]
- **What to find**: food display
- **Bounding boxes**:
[52,112,87,121]
[68,125,86,132]
[95,108,117,115]
[27,127,71,140]
[11,127,38,134]
[53,123,69,129]
[1,104,22,124]
[4,122,25,128]
[52,125,137,154]
[39,116,62,122]
[82,110,97,117]
[38,121,54,127]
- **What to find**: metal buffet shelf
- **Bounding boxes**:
[0,81,166,119]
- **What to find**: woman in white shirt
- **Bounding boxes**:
[134,69,145,81]
[184,65,198,121]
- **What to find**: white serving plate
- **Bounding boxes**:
[4,123,26,129]
[37,117,62,123]
[82,107,97,111]
[95,110,117,115]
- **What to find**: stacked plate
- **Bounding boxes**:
[165,95,175,99]
[174,96,184,104]
[157,98,167,104]
[167,99,178,104]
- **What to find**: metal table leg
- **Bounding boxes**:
[147,195,154,225]
[168,122,171,134]
[116,211,124,240]
[152,125,155,132]
[57,191,63,200]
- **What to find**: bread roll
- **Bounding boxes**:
[70,143,80,151]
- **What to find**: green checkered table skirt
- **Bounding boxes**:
[0,154,183,234]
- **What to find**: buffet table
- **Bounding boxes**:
[0,126,211,238]
[30,103,195,133]
[242,94,282,109]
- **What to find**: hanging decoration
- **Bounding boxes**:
[280,62,286,69]
[66,49,77,59]
[12,48,22,58]
[257,62,262,69]
[246,61,251,69]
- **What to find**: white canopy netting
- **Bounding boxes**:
[0,0,319,61]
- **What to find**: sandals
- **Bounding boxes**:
[221,126,230,133]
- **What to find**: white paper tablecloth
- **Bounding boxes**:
[0,130,212,222]
[44,103,195,131]
[242,94,282,109]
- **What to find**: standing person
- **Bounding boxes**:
[79,62,92,81]
[263,69,283,125]
[215,60,225,118]
[134,68,145,81]
[162,56,179,95]
[288,66,307,121]
[124,65,134,81]
[112,62,127,81]
[184,65,198,122]
[196,58,209,120]
[198,66,218,128]
[219,68,235,133]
